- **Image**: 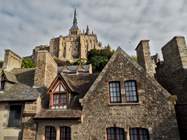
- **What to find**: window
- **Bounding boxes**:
[124,80,138,102]
[0,74,5,90]
[53,94,67,108]
[130,128,149,140]
[107,127,125,140]
[8,104,22,127]
[60,126,71,140]
[45,126,56,140]
[109,81,121,103]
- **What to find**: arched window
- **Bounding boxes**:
[60,126,71,140]
[106,127,125,140]
[124,80,138,102]
[109,81,121,103]
[45,126,56,140]
[130,128,149,140]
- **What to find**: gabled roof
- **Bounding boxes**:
[82,47,171,102]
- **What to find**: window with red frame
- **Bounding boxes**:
[53,94,67,107]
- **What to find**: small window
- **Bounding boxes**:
[109,81,121,103]
[8,104,22,127]
[53,94,67,108]
[124,80,138,102]
[107,127,125,140]
[0,74,5,90]
[130,128,149,140]
[45,126,56,140]
[60,126,71,140]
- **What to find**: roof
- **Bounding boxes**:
[0,68,45,102]
[34,109,81,119]
[59,65,91,74]
[82,47,171,103]
[62,73,98,96]
[0,84,46,101]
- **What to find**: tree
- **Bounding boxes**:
[22,58,36,68]
[87,47,114,72]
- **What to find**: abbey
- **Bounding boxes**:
[33,9,102,63]
[0,10,187,140]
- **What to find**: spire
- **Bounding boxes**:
[86,25,89,35]
[69,9,80,35]
[73,9,78,27]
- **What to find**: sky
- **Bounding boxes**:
[0,0,187,60]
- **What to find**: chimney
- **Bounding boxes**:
[162,36,187,72]
[3,49,22,71]
[34,50,57,88]
[136,40,155,77]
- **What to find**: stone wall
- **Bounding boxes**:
[136,40,155,77]
[80,49,180,140]
[34,50,57,88]
[3,49,22,71]
[36,120,80,140]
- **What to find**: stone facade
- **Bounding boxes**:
[80,48,179,140]
[3,49,22,71]
[34,50,57,88]
[155,36,187,140]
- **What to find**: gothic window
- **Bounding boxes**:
[106,127,125,140]
[130,128,149,140]
[45,126,56,140]
[124,80,138,102]
[60,126,71,140]
[109,81,121,103]
[8,104,22,127]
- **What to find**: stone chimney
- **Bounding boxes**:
[3,49,22,71]
[136,40,155,77]
[162,36,187,72]
[34,50,57,88]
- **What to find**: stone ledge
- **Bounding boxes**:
[108,102,141,106]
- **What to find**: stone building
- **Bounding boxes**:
[0,40,180,140]
[33,9,102,62]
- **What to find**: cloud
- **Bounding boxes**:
[0,0,187,59]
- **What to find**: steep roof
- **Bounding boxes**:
[82,47,171,103]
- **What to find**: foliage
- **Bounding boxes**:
[72,58,87,65]
[22,58,36,68]
[130,55,137,62]
[87,47,114,72]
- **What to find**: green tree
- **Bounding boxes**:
[87,47,114,72]
[22,58,36,68]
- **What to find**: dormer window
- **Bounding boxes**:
[53,93,67,108]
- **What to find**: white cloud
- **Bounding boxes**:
[0,0,187,59]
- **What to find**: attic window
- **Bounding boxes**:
[50,82,69,109]
[124,80,138,102]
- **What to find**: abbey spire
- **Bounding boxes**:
[69,9,80,35]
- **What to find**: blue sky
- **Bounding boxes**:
[0,0,187,59]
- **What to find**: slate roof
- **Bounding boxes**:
[0,84,45,101]
[0,68,44,101]
[34,109,81,119]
